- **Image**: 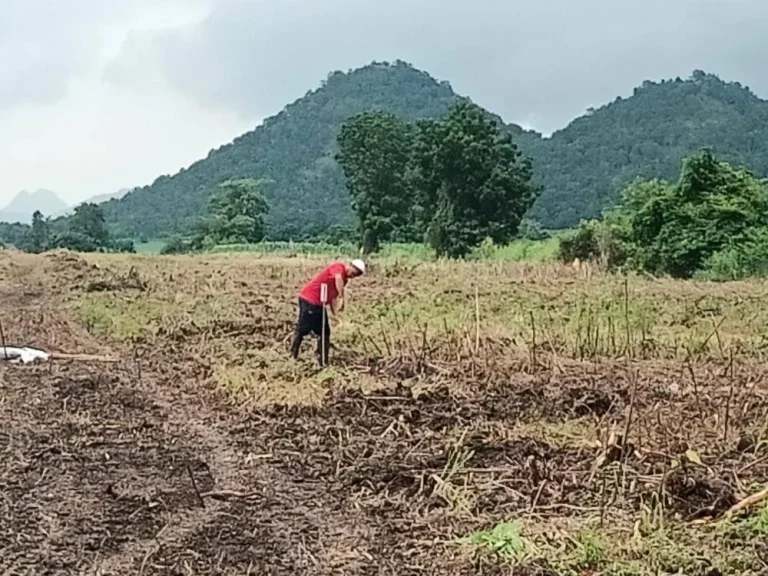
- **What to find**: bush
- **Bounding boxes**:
[558,219,627,268]
[470,237,498,260]
[112,239,136,253]
[698,229,768,281]
[517,218,550,241]
[51,232,100,252]
[160,235,193,255]
[558,221,599,263]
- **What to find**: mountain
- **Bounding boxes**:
[527,70,768,227]
[0,189,68,224]
[52,188,131,218]
[99,64,768,237]
[101,61,539,239]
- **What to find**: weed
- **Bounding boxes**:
[459,521,537,564]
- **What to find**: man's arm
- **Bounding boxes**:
[330,273,345,316]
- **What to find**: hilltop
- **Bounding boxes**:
[0,189,68,224]
[101,61,498,239]
[98,64,768,238]
[528,70,768,227]
[51,188,131,219]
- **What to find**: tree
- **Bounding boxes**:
[337,111,415,253]
[0,222,31,248]
[51,232,100,252]
[203,178,269,245]
[610,150,768,278]
[69,203,110,248]
[28,211,50,253]
[49,202,120,253]
[414,101,539,258]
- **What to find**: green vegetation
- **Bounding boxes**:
[195,237,558,263]
[99,61,469,241]
[0,203,135,254]
[0,221,33,249]
[559,150,768,279]
[160,178,269,254]
[336,110,415,252]
[8,65,768,281]
[337,102,537,256]
[75,64,768,242]
[529,70,768,228]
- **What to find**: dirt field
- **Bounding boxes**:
[1,250,768,575]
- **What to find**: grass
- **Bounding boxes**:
[203,237,560,262]
[132,239,166,254]
[51,250,768,574]
[73,251,768,366]
[458,508,768,575]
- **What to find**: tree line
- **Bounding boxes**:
[336,101,539,257]
[159,178,269,254]
[0,203,134,254]
[558,149,768,280]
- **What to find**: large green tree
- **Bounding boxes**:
[415,101,539,258]
[70,203,110,248]
[203,178,269,245]
[336,111,414,253]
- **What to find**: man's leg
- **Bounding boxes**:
[290,300,310,359]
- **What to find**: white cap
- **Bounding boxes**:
[350,259,366,275]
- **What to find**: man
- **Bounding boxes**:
[290,259,366,365]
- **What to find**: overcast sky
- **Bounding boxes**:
[2,0,767,207]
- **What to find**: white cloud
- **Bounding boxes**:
[0,77,255,207]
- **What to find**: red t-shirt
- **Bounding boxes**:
[299,262,348,305]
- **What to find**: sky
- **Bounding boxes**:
[2,0,768,207]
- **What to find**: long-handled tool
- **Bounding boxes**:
[320,282,328,366]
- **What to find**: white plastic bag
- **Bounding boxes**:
[0,347,50,364]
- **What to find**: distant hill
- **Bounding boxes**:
[0,189,68,224]
[52,188,131,218]
[98,64,768,237]
[527,70,768,227]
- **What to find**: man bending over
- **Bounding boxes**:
[290,259,366,366]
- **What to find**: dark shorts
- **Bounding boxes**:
[291,297,330,363]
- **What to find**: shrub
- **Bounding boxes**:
[699,229,768,281]
[160,235,193,255]
[558,221,599,263]
[517,218,550,241]
[112,239,136,253]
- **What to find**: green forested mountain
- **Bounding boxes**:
[102,62,480,239]
[528,70,768,227]
[98,64,768,238]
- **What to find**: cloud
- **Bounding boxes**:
[0,1,141,108]
[0,0,256,206]
[3,0,768,206]
[0,77,254,207]
[108,0,768,133]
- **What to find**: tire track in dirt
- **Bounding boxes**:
[0,253,263,574]
[91,383,263,575]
